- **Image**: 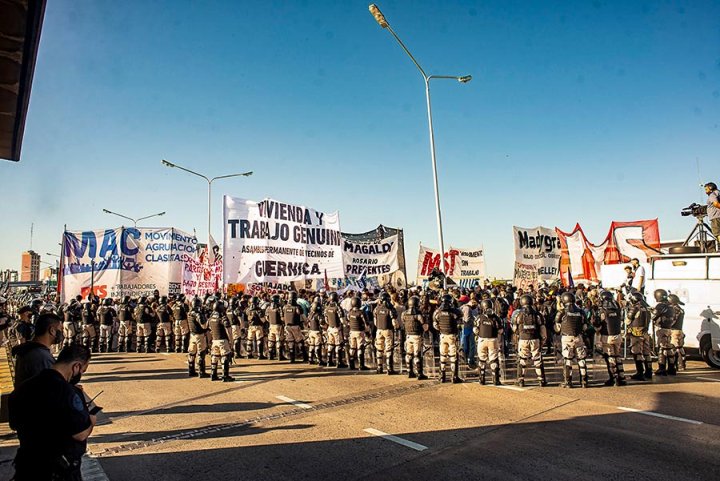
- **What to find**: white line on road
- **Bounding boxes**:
[677,369,720,375]
[493,384,527,392]
[363,428,428,451]
[695,376,720,382]
[276,395,312,409]
[617,407,703,425]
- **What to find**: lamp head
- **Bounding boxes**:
[369,4,389,28]
[161,159,176,168]
[458,75,472,84]
[102,209,111,214]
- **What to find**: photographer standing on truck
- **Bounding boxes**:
[704,182,720,241]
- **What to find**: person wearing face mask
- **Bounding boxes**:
[9,344,96,481]
[11,313,64,386]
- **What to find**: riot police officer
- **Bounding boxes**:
[96,298,116,353]
[265,295,284,360]
[228,297,244,358]
[134,296,153,353]
[81,302,98,352]
[62,299,81,348]
[245,297,266,359]
[283,292,306,363]
[306,296,326,366]
[475,299,502,385]
[171,294,190,353]
[208,300,234,382]
[155,296,173,353]
[555,292,589,388]
[433,294,462,383]
[347,296,370,371]
[593,290,627,386]
[324,292,347,368]
[402,296,428,380]
[117,296,134,352]
[373,292,398,375]
[514,295,547,387]
[626,291,653,381]
[652,289,677,376]
[669,294,686,370]
[187,297,210,378]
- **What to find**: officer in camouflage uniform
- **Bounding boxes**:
[514,295,547,387]
[373,292,398,375]
[171,294,190,353]
[265,295,284,360]
[154,296,173,353]
[402,296,428,380]
[227,297,243,358]
[62,299,81,348]
[283,292,306,363]
[187,297,210,378]
[555,292,589,388]
[652,289,677,376]
[81,302,98,352]
[593,290,626,386]
[117,296,134,352]
[474,299,502,385]
[245,297,266,359]
[306,296,326,366]
[208,300,234,382]
[96,298,116,353]
[346,296,370,371]
[669,294,686,370]
[626,291,653,381]
[433,294,462,383]
[134,296,153,353]
[323,292,347,368]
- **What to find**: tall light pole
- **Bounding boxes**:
[161,159,253,244]
[102,209,166,228]
[369,4,471,287]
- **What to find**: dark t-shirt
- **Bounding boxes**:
[9,369,91,465]
[12,342,55,386]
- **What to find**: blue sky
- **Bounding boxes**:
[2,0,719,280]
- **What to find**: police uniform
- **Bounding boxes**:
[402,307,427,380]
[626,302,653,380]
[433,306,462,383]
[514,307,547,387]
[474,311,502,385]
[117,300,135,352]
[208,310,234,381]
[652,300,676,375]
[594,300,626,386]
[283,302,306,363]
[227,302,244,358]
[171,299,189,353]
[555,305,589,388]
[187,307,209,377]
[323,302,347,368]
[670,302,686,370]
[373,302,398,374]
[134,301,153,353]
[265,302,284,360]
[97,304,116,353]
[154,301,172,352]
[62,303,79,348]
[81,305,97,352]
[245,305,266,359]
[346,307,369,370]
[306,307,326,366]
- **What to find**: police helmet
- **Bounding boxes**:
[480,299,493,311]
[251,296,260,307]
[351,296,361,309]
[629,291,645,305]
[289,291,298,304]
[103,298,112,306]
[668,294,684,306]
[408,296,420,309]
[519,295,533,308]
[560,292,575,307]
[123,295,131,304]
[192,297,202,309]
[653,289,668,303]
[329,292,339,303]
[440,294,453,309]
[213,300,224,312]
[160,296,168,305]
[600,290,613,302]
[139,296,147,304]
[271,294,281,306]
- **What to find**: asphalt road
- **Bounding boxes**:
[1,352,719,481]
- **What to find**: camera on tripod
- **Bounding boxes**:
[681,203,708,218]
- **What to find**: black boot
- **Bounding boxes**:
[417,358,428,380]
[337,348,348,368]
[327,349,335,367]
[407,358,416,378]
[234,339,243,359]
[198,355,210,378]
[539,363,547,387]
[493,365,501,386]
[479,366,486,385]
[562,365,572,388]
[349,356,356,371]
[667,358,677,375]
[440,367,447,383]
[222,358,235,382]
[644,360,653,380]
[603,355,615,386]
[257,341,267,360]
[359,352,369,371]
[211,362,220,381]
[630,359,645,380]
[655,359,667,376]
[317,346,326,366]
[188,356,197,377]
[386,355,396,375]
[376,351,383,374]
[452,361,462,384]
[302,345,309,363]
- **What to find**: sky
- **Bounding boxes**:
[1,0,719,281]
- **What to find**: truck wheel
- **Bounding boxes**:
[701,337,720,369]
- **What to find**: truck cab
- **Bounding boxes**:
[645,252,720,368]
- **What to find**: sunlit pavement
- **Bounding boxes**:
[1,352,719,480]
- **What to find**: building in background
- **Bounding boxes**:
[21,250,40,281]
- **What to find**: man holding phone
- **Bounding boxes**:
[9,345,99,481]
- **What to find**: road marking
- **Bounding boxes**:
[276,395,312,409]
[695,376,720,382]
[678,369,720,375]
[617,407,703,425]
[493,384,527,392]
[363,428,428,451]
[81,454,109,480]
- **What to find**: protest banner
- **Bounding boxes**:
[341,234,399,278]
[223,196,344,284]
[416,244,486,283]
[60,227,197,302]
[182,236,223,297]
[512,226,561,288]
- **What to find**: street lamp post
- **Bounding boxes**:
[369,4,471,288]
[161,160,253,244]
[102,209,166,228]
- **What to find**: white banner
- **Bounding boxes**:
[182,239,223,297]
[416,244,486,281]
[61,227,197,302]
[512,226,561,289]
[223,196,344,284]
[342,234,399,278]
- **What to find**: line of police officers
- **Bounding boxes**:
[50,284,686,387]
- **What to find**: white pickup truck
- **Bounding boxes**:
[644,252,720,368]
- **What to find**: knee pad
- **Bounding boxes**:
[578,358,587,368]
[564,358,573,367]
